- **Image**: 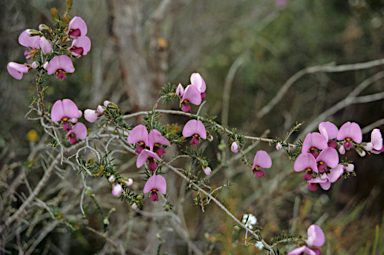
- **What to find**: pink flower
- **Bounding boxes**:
[112,184,122,197]
[180,85,202,113]
[136,149,162,171]
[148,129,170,156]
[70,36,91,57]
[308,164,344,190]
[190,73,206,99]
[288,225,324,255]
[176,83,184,97]
[46,55,75,80]
[337,122,362,150]
[251,150,272,178]
[302,132,328,158]
[365,129,383,154]
[143,175,167,201]
[318,121,338,148]
[67,16,88,38]
[316,147,339,172]
[66,122,87,144]
[182,119,206,145]
[294,153,318,181]
[231,142,239,153]
[84,105,104,123]
[127,124,149,154]
[40,37,52,54]
[18,30,40,49]
[51,99,82,123]
[7,62,29,80]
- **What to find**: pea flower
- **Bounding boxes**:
[190,73,207,99]
[67,16,88,38]
[318,121,338,148]
[180,85,202,113]
[182,119,206,145]
[315,147,339,172]
[365,128,383,154]
[7,62,29,80]
[308,164,344,191]
[18,30,40,49]
[65,122,87,144]
[302,132,328,158]
[294,153,318,181]
[337,122,362,151]
[112,183,122,197]
[46,55,75,80]
[288,225,325,255]
[70,36,91,57]
[148,129,170,156]
[127,125,149,153]
[51,99,82,130]
[136,149,162,171]
[84,105,104,123]
[231,142,239,153]
[143,175,166,202]
[252,150,272,178]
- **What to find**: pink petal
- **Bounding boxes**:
[181,85,202,106]
[319,180,331,190]
[182,119,206,139]
[62,99,82,119]
[149,129,170,151]
[112,184,122,197]
[176,83,184,97]
[71,122,87,139]
[337,122,362,143]
[302,133,328,153]
[46,55,75,75]
[316,148,339,168]
[136,149,162,168]
[127,124,149,145]
[84,109,99,123]
[190,73,206,93]
[67,16,88,38]
[70,36,91,56]
[231,142,239,153]
[39,37,52,54]
[18,31,40,49]
[51,100,65,122]
[287,246,317,255]
[97,105,104,114]
[7,62,29,80]
[328,164,344,183]
[371,129,383,150]
[294,153,318,173]
[143,175,167,194]
[307,225,325,247]
[252,150,272,169]
[319,122,338,140]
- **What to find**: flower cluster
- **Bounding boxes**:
[176,73,206,113]
[294,121,383,191]
[7,16,91,80]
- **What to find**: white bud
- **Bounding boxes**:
[125,178,133,186]
[112,184,122,197]
[364,142,373,151]
[97,105,104,114]
[176,83,184,97]
[108,175,115,183]
[43,61,49,70]
[208,135,213,142]
[358,150,366,157]
[203,167,211,176]
[345,164,354,172]
[338,146,345,155]
[31,61,39,69]
[103,100,110,107]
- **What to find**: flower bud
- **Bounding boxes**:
[203,167,211,176]
[39,24,50,31]
[345,164,354,172]
[357,150,366,157]
[125,178,133,186]
[338,146,345,155]
[364,142,373,151]
[176,83,184,97]
[31,61,39,69]
[43,61,49,70]
[70,118,78,123]
[97,105,104,114]
[108,175,115,183]
[231,142,238,153]
[103,100,110,107]
[26,29,40,36]
[276,142,282,150]
[132,203,137,209]
[112,184,122,197]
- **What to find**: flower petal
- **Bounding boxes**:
[143,175,167,194]
[316,147,339,168]
[337,122,362,143]
[71,122,87,139]
[190,73,206,93]
[40,37,52,54]
[7,62,29,80]
[302,133,328,153]
[287,246,317,255]
[307,225,325,247]
[182,119,206,139]
[46,55,75,75]
[62,99,81,119]
[67,16,88,38]
[136,149,162,168]
[294,153,318,172]
[84,109,99,123]
[18,31,40,49]
[319,121,338,140]
[328,164,344,183]
[51,100,65,122]
[71,36,91,56]
[371,129,383,150]
[128,124,149,145]
[181,85,202,106]
[252,150,272,169]
[149,129,170,151]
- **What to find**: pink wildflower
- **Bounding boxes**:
[136,149,162,171]
[18,30,40,49]
[316,147,339,172]
[51,99,82,127]
[190,73,206,99]
[176,83,184,97]
[180,85,202,113]
[148,129,170,156]
[65,122,87,144]
[67,16,88,38]
[182,119,206,145]
[127,125,149,154]
[365,129,383,154]
[7,62,29,80]
[84,105,104,123]
[337,122,362,151]
[288,225,324,255]
[112,184,122,197]
[70,36,91,57]
[308,164,344,190]
[318,121,338,148]
[302,132,328,158]
[251,150,272,178]
[203,167,212,176]
[143,175,167,202]
[46,55,75,80]
[294,153,318,181]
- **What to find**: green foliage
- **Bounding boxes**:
[160,83,178,105]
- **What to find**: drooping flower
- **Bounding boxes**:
[84,105,104,123]
[231,142,239,153]
[294,153,318,181]
[112,183,122,197]
[302,132,328,158]
[51,99,82,126]
[337,122,362,151]
[288,225,325,255]
[136,149,162,171]
[39,37,52,54]
[143,175,167,202]
[65,122,87,144]
[67,16,88,38]
[365,129,383,154]
[127,124,149,154]
[46,55,75,80]
[7,62,29,80]
[190,73,206,99]
[148,129,170,156]
[176,83,184,97]
[308,164,344,191]
[70,36,91,57]
[180,85,202,113]
[251,150,272,178]
[182,119,206,145]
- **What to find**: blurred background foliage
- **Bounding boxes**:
[1,0,384,254]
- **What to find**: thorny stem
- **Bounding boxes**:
[166,164,276,255]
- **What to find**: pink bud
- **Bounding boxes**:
[345,164,354,172]
[103,100,111,107]
[109,175,115,183]
[231,142,239,153]
[125,178,133,186]
[112,184,122,197]
[31,61,39,69]
[276,142,282,150]
[97,105,104,114]
[176,83,184,97]
[203,167,211,176]
[358,150,366,157]
[338,146,345,155]
[132,203,137,209]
